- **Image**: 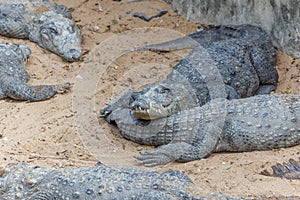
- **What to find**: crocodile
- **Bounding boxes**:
[0,42,69,101]
[0,162,299,199]
[102,24,278,120]
[0,0,82,61]
[0,162,195,200]
[101,94,300,166]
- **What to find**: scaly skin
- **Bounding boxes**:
[0,162,194,200]
[271,158,300,180]
[0,162,299,199]
[0,42,69,101]
[102,24,278,120]
[0,0,82,61]
[102,94,300,166]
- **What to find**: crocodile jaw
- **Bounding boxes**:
[29,11,82,61]
[131,102,173,120]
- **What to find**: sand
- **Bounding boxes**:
[0,0,299,197]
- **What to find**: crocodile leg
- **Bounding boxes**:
[136,142,194,167]
[255,85,277,95]
[225,85,240,99]
[136,124,221,166]
[250,47,278,94]
[3,79,70,101]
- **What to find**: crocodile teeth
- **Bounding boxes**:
[132,106,149,114]
[132,106,148,111]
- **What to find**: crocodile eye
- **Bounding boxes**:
[49,27,58,35]
[157,86,170,94]
[41,29,50,40]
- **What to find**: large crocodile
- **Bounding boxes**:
[102,24,278,120]
[0,162,299,199]
[0,162,194,200]
[0,0,82,61]
[101,94,300,166]
[0,42,69,101]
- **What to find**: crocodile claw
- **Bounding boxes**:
[55,82,71,94]
[135,149,175,167]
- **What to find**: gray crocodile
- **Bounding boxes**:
[0,162,195,200]
[0,162,299,200]
[0,0,82,61]
[101,94,300,166]
[101,24,278,120]
[0,42,69,101]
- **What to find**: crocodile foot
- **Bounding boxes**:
[54,82,71,94]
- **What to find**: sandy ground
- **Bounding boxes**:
[0,0,300,198]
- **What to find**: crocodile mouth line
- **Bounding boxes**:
[131,105,167,120]
[131,106,150,115]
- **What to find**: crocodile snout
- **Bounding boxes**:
[62,46,82,61]
[68,48,82,61]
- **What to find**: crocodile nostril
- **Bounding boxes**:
[69,49,81,60]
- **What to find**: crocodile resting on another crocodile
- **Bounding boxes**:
[0,0,82,61]
[0,161,299,199]
[0,42,69,101]
[102,24,278,120]
[101,94,300,166]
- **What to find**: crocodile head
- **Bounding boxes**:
[30,11,82,61]
[130,83,181,120]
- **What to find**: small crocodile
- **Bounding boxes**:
[102,24,278,120]
[0,42,69,101]
[101,94,300,166]
[0,0,82,61]
[0,162,194,200]
[0,162,298,199]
